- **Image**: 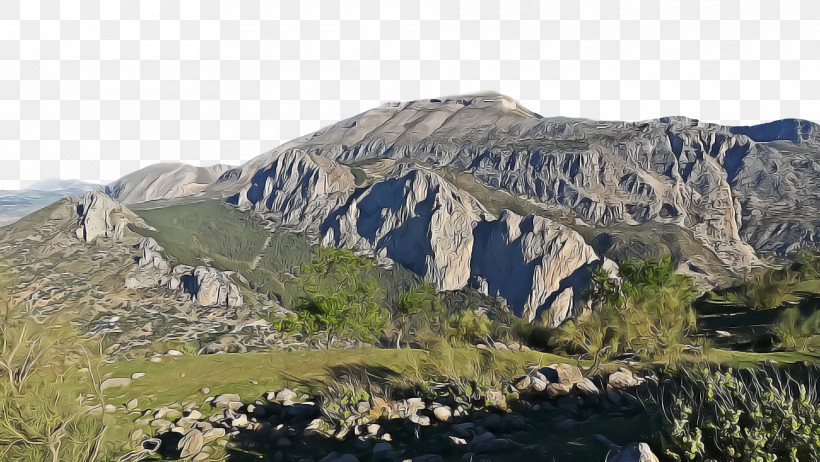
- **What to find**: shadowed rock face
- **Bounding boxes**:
[213,93,820,278]
[75,190,147,242]
[223,148,602,323]
[99,92,820,322]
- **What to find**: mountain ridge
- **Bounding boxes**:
[4,92,820,325]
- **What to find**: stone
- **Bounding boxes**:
[545,383,572,399]
[530,377,547,392]
[513,375,531,391]
[433,405,452,422]
[126,398,138,410]
[213,393,242,410]
[574,378,600,396]
[100,377,131,391]
[269,388,297,402]
[202,427,226,443]
[449,435,468,445]
[609,368,641,390]
[605,442,660,462]
[131,372,146,380]
[177,428,205,458]
[539,363,584,386]
[155,407,182,420]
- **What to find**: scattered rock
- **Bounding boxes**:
[177,429,204,459]
[545,383,572,399]
[605,442,660,462]
[433,405,452,422]
[131,372,146,380]
[609,368,641,390]
[213,393,243,411]
[100,377,131,391]
[126,398,138,410]
[539,363,584,386]
[574,378,600,396]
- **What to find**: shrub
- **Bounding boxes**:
[739,267,800,311]
[446,309,493,345]
[793,249,820,279]
[651,366,820,461]
[391,283,447,348]
[289,247,390,344]
[774,307,820,352]
[554,257,698,360]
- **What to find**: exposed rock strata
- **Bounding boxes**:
[228,149,604,322]
[73,195,244,309]
[75,190,147,242]
[208,94,820,282]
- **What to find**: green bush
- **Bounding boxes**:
[774,307,820,352]
[654,366,820,461]
[793,249,820,279]
[0,314,110,461]
[740,267,801,311]
[391,283,447,348]
[287,247,390,343]
[554,257,698,360]
[446,309,493,345]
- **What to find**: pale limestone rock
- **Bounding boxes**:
[605,442,660,462]
[75,191,146,242]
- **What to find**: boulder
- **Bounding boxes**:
[609,368,641,390]
[545,383,572,399]
[538,363,584,386]
[574,378,600,396]
[605,442,660,462]
[433,405,452,422]
[213,393,242,410]
[177,429,204,458]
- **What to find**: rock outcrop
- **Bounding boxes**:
[192,93,820,289]
[75,190,146,242]
[73,205,246,309]
[226,149,603,323]
[227,149,356,232]
[159,265,243,308]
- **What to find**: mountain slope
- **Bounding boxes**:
[211,94,819,278]
[11,92,819,323]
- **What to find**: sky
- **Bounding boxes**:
[1,0,819,188]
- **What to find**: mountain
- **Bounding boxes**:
[0,179,98,226]
[4,92,820,326]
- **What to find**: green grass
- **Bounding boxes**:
[133,200,269,272]
[793,279,820,294]
[101,347,568,406]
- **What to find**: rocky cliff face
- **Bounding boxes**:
[209,93,820,281]
[224,148,603,323]
[96,92,820,324]
[74,194,245,309]
[75,190,148,242]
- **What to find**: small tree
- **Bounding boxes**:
[392,283,446,348]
